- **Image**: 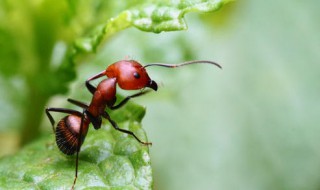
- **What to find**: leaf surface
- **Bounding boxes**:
[73,0,230,54]
[0,102,152,189]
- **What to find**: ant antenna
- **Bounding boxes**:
[143,60,222,69]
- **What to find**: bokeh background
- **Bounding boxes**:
[1,0,320,190]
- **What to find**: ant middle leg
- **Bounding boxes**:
[66,99,102,130]
[102,112,152,145]
[67,98,89,109]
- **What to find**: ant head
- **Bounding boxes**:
[105,60,158,91]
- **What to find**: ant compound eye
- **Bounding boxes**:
[133,72,140,79]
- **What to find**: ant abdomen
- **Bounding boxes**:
[55,115,88,155]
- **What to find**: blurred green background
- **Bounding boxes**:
[1,0,320,190]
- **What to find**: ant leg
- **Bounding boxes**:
[85,80,97,95]
[67,99,102,130]
[45,108,56,132]
[102,112,152,145]
[73,110,85,189]
[86,71,105,94]
[110,90,152,110]
[72,109,86,190]
[45,108,83,132]
[67,98,89,109]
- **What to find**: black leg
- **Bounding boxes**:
[67,98,89,109]
[45,108,56,132]
[86,70,105,94]
[85,80,97,95]
[45,108,83,132]
[72,109,86,190]
[102,112,152,145]
[110,90,151,110]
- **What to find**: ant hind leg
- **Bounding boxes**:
[72,109,86,190]
[102,112,152,145]
[45,108,83,132]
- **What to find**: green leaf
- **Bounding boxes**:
[73,0,230,54]
[0,102,152,189]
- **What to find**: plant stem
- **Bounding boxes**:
[20,84,49,146]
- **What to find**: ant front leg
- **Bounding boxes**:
[102,112,152,146]
[45,108,83,132]
[86,70,105,94]
[85,80,97,95]
[110,90,152,110]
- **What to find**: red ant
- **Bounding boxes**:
[45,59,221,189]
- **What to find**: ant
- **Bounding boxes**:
[45,59,221,189]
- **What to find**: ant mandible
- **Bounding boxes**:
[45,59,221,189]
